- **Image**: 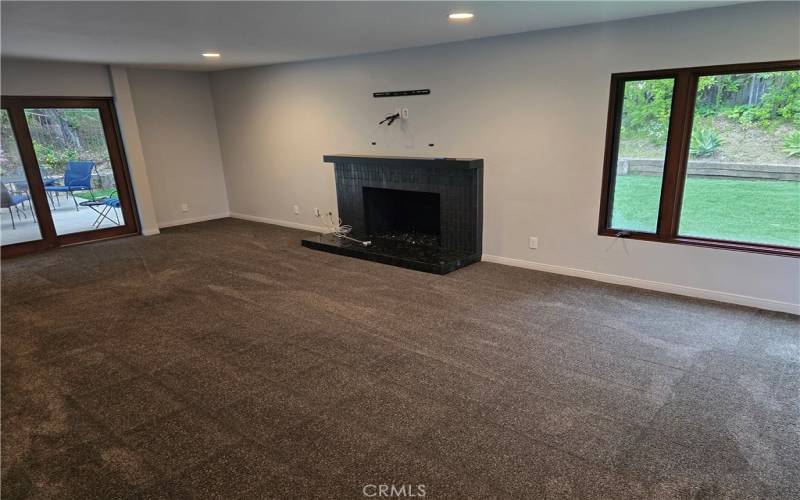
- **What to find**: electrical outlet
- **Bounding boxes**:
[401,108,409,119]
[293,205,300,215]
[314,207,321,217]
[181,203,189,212]
[529,237,538,249]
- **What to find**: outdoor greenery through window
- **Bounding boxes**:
[1,109,42,245]
[610,78,674,233]
[24,107,124,236]
[601,62,800,254]
[679,72,800,247]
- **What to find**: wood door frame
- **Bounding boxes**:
[1,96,140,257]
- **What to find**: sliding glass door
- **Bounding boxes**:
[1,109,43,246]
[1,97,138,257]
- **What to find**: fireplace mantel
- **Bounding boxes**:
[323,154,483,170]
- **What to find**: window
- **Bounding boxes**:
[608,78,675,233]
[2,109,43,245]
[24,107,127,236]
[599,61,800,256]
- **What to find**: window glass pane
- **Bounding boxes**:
[25,108,126,236]
[679,71,800,247]
[609,78,675,233]
[2,109,43,245]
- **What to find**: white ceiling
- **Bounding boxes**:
[1,1,742,71]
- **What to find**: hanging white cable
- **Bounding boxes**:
[326,213,372,246]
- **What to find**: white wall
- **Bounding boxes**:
[109,66,160,235]
[1,57,113,96]
[210,2,800,312]
[127,69,229,227]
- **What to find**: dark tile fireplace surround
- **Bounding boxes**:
[301,155,483,274]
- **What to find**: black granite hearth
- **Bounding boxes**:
[302,154,483,275]
[302,232,480,274]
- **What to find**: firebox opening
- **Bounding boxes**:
[363,187,441,247]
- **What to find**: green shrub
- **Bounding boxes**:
[690,128,722,157]
[783,130,800,157]
[696,71,800,129]
[32,142,80,174]
[620,79,675,144]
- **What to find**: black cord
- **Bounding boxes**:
[378,113,400,126]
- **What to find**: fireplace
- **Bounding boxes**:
[363,187,441,247]
[302,154,483,274]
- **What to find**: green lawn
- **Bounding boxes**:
[74,188,117,200]
[611,175,800,247]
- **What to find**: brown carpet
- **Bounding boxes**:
[1,218,798,499]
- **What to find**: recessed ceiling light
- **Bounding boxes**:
[448,12,474,21]
[202,52,221,58]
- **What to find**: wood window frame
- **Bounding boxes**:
[598,60,800,258]
[1,96,140,258]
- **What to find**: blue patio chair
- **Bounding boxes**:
[1,184,33,230]
[44,161,96,211]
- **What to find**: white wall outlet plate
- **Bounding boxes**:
[293,204,300,215]
[529,236,538,249]
[181,203,189,212]
[401,108,409,119]
[313,207,321,217]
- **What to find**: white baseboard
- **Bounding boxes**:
[481,254,799,315]
[206,212,799,314]
[158,212,231,229]
[229,212,327,233]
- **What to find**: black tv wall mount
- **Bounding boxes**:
[373,89,430,98]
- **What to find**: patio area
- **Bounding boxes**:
[0,193,123,246]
